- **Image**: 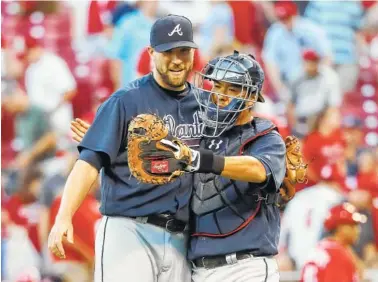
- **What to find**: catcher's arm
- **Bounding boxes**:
[220,156,266,183]
[161,140,275,184]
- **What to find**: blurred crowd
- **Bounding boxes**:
[1,1,378,281]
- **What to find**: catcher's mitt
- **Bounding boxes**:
[127,114,192,185]
[279,136,308,202]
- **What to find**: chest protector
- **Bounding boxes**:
[191,118,278,237]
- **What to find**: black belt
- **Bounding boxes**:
[193,251,258,269]
[131,214,187,233]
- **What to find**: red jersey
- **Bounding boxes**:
[80,110,96,124]
[2,196,42,252]
[301,239,360,282]
[301,129,346,187]
[1,107,16,168]
[227,1,266,47]
[357,172,378,198]
[87,0,117,34]
[49,195,101,262]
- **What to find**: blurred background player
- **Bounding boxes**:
[304,0,364,94]
[262,1,332,101]
[287,49,341,138]
[103,1,159,88]
[300,203,367,282]
[279,162,347,269]
[24,35,77,153]
[300,107,346,190]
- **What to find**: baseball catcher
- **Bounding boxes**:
[127,116,306,202]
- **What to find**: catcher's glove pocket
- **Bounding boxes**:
[130,127,147,136]
[142,158,187,175]
[127,113,193,184]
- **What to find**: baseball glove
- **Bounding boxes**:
[279,136,308,202]
[127,114,192,185]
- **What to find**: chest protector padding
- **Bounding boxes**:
[191,118,277,237]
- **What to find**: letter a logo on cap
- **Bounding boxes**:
[168,24,183,36]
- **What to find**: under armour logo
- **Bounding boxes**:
[168,24,183,36]
[208,139,223,150]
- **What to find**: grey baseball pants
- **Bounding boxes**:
[94,216,191,282]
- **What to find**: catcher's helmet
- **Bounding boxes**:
[324,203,366,231]
[193,50,265,137]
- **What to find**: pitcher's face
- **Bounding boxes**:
[151,47,194,88]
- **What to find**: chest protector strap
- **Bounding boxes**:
[191,125,277,238]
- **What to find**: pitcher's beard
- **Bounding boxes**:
[157,66,192,88]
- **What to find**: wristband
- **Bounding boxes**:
[197,149,225,175]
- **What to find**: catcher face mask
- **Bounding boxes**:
[193,55,260,137]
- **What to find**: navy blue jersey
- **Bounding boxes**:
[78,74,201,222]
[188,130,286,259]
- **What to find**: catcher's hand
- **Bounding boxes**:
[128,114,193,185]
[70,118,90,143]
[279,136,308,202]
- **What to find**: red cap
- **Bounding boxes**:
[274,1,298,20]
[324,203,367,231]
[303,49,320,61]
[24,35,41,50]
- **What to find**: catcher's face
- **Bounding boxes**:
[210,80,256,108]
[149,47,194,90]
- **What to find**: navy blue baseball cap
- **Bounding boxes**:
[150,14,198,52]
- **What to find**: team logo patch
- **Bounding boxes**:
[168,24,183,36]
[151,160,169,173]
[205,138,228,152]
